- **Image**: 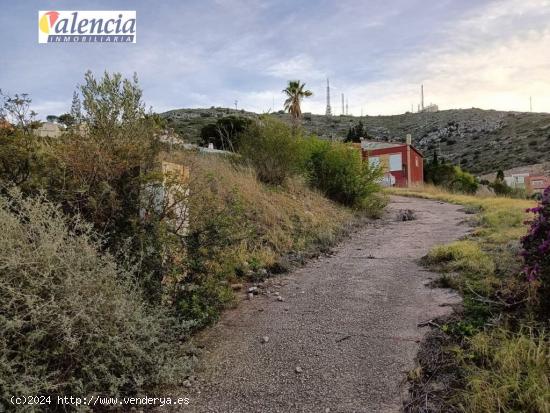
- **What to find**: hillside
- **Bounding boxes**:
[161,107,550,175]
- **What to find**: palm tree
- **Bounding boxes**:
[282,80,312,120]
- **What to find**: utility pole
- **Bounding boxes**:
[325,78,332,116]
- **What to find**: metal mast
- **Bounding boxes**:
[325,78,332,116]
[341,93,345,115]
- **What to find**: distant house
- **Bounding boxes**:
[35,122,63,138]
[526,175,550,196]
[502,173,549,195]
[360,136,423,187]
[504,173,529,189]
[420,104,439,113]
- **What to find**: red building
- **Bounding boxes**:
[360,138,424,187]
[526,175,550,196]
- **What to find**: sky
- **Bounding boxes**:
[1,0,550,118]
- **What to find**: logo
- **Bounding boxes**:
[38,11,136,43]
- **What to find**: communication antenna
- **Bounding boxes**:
[325,78,332,116]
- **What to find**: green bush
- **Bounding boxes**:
[0,191,191,407]
[451,166,479,194]
[304,139,382,210]
[424,151,479,194]
[238,116,304,185]
[200,115,251,151]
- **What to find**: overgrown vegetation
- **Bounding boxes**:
[239,116,384,212]
[424,151,479,194]
[0,73,384,408]
[303,137,383,211]
[238,116,305,185]
[0,191,191,401]
[389,186,549,413]
[522,187,550,313]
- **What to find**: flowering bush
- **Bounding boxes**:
[521,186,550,310]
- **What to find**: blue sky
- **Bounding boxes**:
[2,0,550,118]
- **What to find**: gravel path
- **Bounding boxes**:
[185,196,469,413]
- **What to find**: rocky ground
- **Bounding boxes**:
[162,107,550,175]
[178,196,470,413]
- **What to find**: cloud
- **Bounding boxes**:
[265,54,325,80]
[330,0,550,115]
[2,0,550,118]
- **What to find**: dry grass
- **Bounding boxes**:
[162,150,354,271]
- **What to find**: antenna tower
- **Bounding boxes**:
[325,78,332,116]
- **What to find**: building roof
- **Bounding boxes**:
[360,141,403,150]
[360,140,424,158]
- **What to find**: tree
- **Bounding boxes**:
[70,90,82,123]
[57,113,75,128]
[46,115,58,123]
[432,150,439,167]
[344,121,366,143]
[0,91,38,132]
[282,80,312,120]
[496,169,505,181]
[200,116,251,151]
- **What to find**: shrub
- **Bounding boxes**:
[0,191,190,406]
[238,116,304,185]
[451,167,479,194]
[521,186,550,311]
[304,139,382,210]
[424,151,478,194]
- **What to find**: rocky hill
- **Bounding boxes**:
[161,107,550,175]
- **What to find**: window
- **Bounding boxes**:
[389,154,402,172]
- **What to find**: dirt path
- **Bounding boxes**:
[185,196,469,413]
